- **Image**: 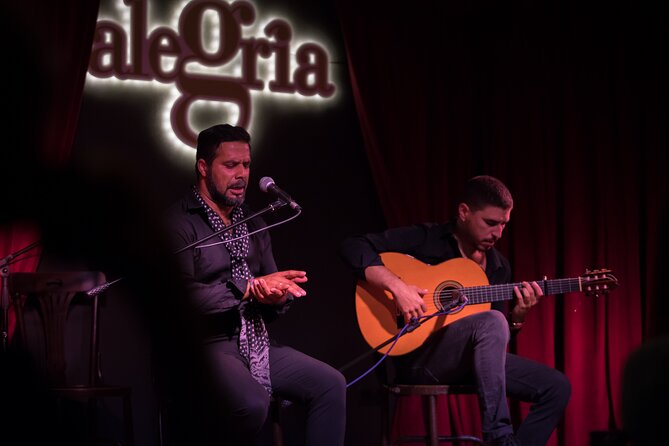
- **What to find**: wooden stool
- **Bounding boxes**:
[384,384,483,446]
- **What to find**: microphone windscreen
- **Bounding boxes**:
[259,176,275,193]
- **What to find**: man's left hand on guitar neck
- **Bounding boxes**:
[509,281,544,329]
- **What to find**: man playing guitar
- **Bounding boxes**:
[341,175,571,446]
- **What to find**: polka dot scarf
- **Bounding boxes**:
[193,187,272,395]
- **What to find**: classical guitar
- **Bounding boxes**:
[355,252,618,356]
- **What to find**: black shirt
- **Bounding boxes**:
[340,220,511,312]
[167,192,286,337]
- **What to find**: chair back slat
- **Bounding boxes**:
[9,272,106,386]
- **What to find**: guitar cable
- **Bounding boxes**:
[344,297,469,388]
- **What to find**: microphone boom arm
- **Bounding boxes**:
[173,199,287,254]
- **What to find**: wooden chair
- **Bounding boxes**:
[10,271,134,445]
[384,384,483,446]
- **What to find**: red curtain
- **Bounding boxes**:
[337,1,668,444]
[0,1,100,344]
[0,225,42,342]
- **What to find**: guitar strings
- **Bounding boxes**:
[422,277,588,304]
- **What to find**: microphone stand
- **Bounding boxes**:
[338,316,433,374]
[173,199,287,255]
[337,332,403,374]
[1,239,42,353]
[339,301,468,384]
[85,199,290,297]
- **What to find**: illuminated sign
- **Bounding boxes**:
[87,0,336,152]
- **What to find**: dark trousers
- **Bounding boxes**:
[397,311,571,445]
[202,338,346,446]
[506,352,571,445]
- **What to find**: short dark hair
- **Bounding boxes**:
[195,124,251,174]
[462,175,513,210]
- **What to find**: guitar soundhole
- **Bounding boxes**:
[434,281,464,313]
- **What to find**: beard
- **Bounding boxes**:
[205,175,245,207]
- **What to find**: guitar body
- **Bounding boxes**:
[355,253,492,356]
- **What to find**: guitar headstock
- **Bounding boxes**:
[581,268,619,297]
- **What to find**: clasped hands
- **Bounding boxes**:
[248,270,308,305]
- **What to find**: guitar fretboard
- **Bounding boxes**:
[456,278,582,304]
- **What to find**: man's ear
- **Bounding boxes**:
[197,159,208,178]
[457,203,470,222]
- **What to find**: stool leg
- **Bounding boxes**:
[271,399,283,446]
[383,391,394,446]
[87,397,98,445]
[123,393,135,446]
[424,395,438,446]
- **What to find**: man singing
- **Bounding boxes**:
[167,124,346,445]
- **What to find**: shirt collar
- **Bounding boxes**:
[185,188,204,211]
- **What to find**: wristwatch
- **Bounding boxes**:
[510,321,524,329]
[508,315,524,331]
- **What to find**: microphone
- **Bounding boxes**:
[259,177,302,210]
